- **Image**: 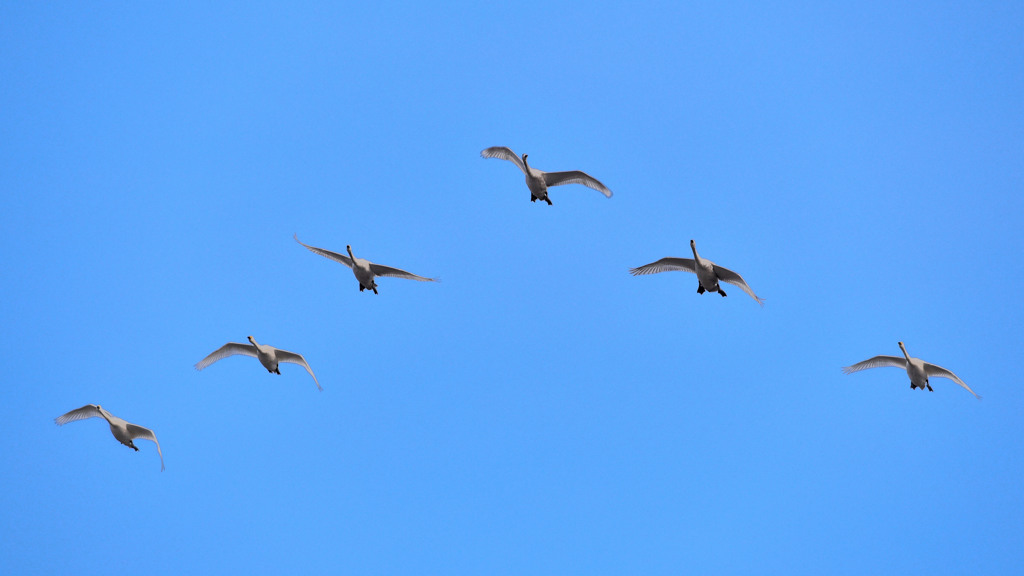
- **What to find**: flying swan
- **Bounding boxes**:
[842,341,980,399]
[629,239,764,306]
[294,234,437,294]
[480,146,613,205]
[55,404,165,471]
[195,335,322,391]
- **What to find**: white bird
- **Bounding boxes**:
[294,234,437,294]
[629,239,764,306]
[842,341,980,399]
[480,146,613,205]
[55,404,165,471]
[195,335,322,391]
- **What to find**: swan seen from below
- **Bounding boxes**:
[294,234,437,294]
[629,239,764,306]
[55,404,165,471]
[842,341,980,399]
[195,335,322,391]
[480,146,613,205]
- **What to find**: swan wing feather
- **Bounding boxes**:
[842,355,907,374]
[543,170,613,197]
[713,264,765,306]
[294,234,354,269]
[126,423,165,471]
[924,362,980,399]
[194,343,257,371]
[481,146,527,174]
[629,257,696,276]
[275,349,323,392]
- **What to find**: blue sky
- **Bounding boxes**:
[2,1,1023,574]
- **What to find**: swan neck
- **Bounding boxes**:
[690,243,700,262]
[522,155,530,170]
[899,343,911,361]
[96,407,113,424]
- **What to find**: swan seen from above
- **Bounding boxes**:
[480,146,613,205]
[195,335,322,391]
[842,341,980,399]
[294,234,438,294]
[55,404,165,471]
[629,239,764,306]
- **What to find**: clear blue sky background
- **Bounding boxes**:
[2,2,1022,574]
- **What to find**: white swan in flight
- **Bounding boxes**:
[55,404,165,471]
[480,146,613,205]
[195,335,322,391]
[629,239,764,306]
[842,341,980,399]
[294,234,437,294]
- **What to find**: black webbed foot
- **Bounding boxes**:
[531,196,537,202]
[372,287,378,294]
[719,289,727,297]
[697,285,705,294]
[545,197,552,205]
[359,285,364,292]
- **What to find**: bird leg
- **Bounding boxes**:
[359,285,365,292]
[372,287,378,294]
[697,285,705,294]
[544,197,552,205]
[128,441,139,452]
[274,368,281,375]
[531,196,537,202]
[719,289,727,297]
[927,384,934,392]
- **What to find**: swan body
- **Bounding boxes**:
[629,239,764,306]
[842,341,980,399]
[294,235,437,294]
[480,146,612,205]
[195,335,322,391]
[55,404,165,471]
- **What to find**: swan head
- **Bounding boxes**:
[690,239,696,248]
[522,153,529,166]
[247,335,255,344]
[346,245,355,257]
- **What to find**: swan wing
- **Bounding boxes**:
[842,355,907,374]
[194,343,257,371]
[126,423,165,471]
[629,257,696,276]
[55,404,103,425]
[481,146,526,174]
[924,363,980,399]
[294,234,354,269]
[543,170,613,197]
[275,349,323,391]
[368,262,438,282]
[713,264,765,306]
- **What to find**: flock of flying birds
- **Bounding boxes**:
[53,146,980,472]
